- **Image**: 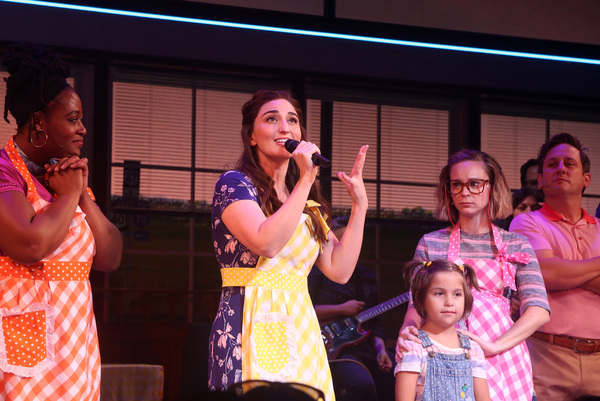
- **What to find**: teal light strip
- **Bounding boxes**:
[2,0,600,66]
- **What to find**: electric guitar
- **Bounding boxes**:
[320,291,411,360]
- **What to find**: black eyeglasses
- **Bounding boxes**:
[229,380,325,401]
[448,179,489,195]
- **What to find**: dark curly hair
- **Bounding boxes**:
[2,42,71,134]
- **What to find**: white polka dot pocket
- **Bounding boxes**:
[0,302,57,377]
[249,312,299,381]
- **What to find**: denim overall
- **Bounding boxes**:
[419,329,475,401]
[446,224,533,400]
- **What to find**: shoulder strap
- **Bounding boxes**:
[418,329,433,347]
[417,329,436,357]
[458,332,472,359]
[458,333,471,349]
[5,137,38,196]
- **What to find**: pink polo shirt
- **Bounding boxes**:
[510,203,600,338]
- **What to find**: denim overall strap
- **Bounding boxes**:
[458,333,472,360]
[418,329,434,348]
[419,330,476,401]
[459,333,471,348]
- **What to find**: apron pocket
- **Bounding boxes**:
[249,312,298,381]
[0,303,57,377]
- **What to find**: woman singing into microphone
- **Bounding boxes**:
[208,90,369,400]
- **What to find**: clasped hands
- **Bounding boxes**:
[44,156,89,198]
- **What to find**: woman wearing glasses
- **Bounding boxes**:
[395,150,550,401]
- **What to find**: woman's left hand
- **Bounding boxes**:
[456,328,502,357]
[337,145,368,207]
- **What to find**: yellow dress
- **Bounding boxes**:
[221,201,335,401]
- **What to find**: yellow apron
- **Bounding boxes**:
[221,201,335,400]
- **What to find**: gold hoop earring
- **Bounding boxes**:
[31,130,48,148]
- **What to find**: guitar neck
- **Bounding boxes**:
[356,291,411,323]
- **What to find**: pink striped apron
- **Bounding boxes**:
[448,224,533,401]
[0,138,100,400]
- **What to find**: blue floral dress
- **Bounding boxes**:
[208,170,259,390]
[207,170,335,401]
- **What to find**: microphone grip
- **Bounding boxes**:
[284,139,331,168]
[311,153,331,168]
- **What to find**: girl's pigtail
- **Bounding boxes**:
[461,263,480,292]
[403,259,429,285]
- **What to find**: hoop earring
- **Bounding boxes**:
[31,130,48,148]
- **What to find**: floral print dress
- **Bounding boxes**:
[208,171,259,389]
[208,170,334,400]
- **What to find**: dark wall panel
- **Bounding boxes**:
[0,1,599,99]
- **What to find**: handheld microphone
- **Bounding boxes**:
[284,139,331,168]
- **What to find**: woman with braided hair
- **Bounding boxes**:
[0,42,122,400]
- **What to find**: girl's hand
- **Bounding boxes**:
[395,325,420,361]
[456,328,502,357]
[337,145,368,208]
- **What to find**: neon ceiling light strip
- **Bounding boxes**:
[3,0,600,66]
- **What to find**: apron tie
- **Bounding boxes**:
[492,225,527,292]
[495,242,529,266]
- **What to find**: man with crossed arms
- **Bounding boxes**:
[511,133,600,400]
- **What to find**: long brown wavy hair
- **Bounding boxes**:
[236,90,331,246]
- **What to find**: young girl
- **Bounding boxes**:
[395,260,491,401]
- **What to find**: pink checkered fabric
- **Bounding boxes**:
[448,224,533,401]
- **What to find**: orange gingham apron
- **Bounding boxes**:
[0,138,100,400]
[448,224,533,401]
[221,201,335,401]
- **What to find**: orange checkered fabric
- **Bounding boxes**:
[0,139,100,400]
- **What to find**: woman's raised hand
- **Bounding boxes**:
[337,145,369,208]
